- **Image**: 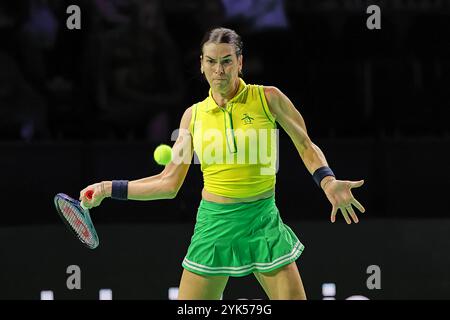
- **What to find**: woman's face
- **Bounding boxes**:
[201,42,242,91]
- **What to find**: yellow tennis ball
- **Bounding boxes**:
[153,144,172,166]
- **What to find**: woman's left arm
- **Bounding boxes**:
[264,86,366,224]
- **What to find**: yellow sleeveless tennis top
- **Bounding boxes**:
[189,78,277,198]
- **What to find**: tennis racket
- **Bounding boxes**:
[54,190,100,249]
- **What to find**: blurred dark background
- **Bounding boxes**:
[1,0,449,142]
[1,0,449,300]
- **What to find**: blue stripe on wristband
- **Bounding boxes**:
[111,180,128,200]
[312,166,335,188]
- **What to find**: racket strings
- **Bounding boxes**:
[58,199,94,244]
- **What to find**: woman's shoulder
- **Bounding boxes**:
[262,85,282,97]
[260,86,285,107]
[179,106,194,131]
[245,83,282,100]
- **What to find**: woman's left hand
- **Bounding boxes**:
[323,179,366,224]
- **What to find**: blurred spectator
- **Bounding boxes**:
[0,1,52,141]
[88,0,184,141]
[22,0,58,48]
[177,0,226,103]
[92,0,131,30]
[0,51,49,141]
[219,0,291,84]
[222,0,288,32]
[16,0,58,93]
[12,0,89,139]
[195,0,226,31]
[0,2,29,54]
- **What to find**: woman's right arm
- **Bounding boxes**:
[80,107,194,207]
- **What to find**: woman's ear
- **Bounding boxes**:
[238,55,243,75]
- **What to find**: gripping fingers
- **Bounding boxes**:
[81,195,92,209]
[80,201,88,210]
[79,188,94,208]
[79,189,85,202]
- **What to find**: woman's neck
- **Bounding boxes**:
[211,78,240,107]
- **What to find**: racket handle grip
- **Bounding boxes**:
[80,190,94,210]
[85,190,94,200]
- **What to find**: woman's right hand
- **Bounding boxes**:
[79,182,107,209]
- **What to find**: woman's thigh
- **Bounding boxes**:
[254,262,307,300]
[178,268,229,300]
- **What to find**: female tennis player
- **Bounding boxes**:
[79,27,366,300]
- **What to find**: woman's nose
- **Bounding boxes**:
[214,63,225,74]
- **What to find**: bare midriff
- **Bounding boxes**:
[201,188,275,204]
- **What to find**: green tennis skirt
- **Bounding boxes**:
[182,195,304,277]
